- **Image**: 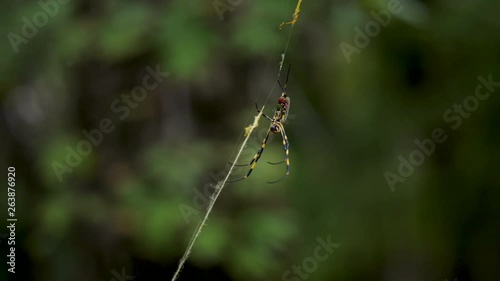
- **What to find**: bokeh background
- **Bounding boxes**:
[1,0,500,280]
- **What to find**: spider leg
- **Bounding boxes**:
[266,123,290,183]
[228,105,273,168]
[278,80,286,93]
[228,127,272,183]
[279,123,290,175]
[285,65,291,85]
[267,174,287,184]
[255,103,274,121]
[277,65,291,94]
[228,162,251,167]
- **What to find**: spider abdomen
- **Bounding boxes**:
[271,124,281,133]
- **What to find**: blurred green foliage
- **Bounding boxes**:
[1,0,500,281]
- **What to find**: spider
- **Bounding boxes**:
[229,66,291,184]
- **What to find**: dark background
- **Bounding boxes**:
[1,0,499,280]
